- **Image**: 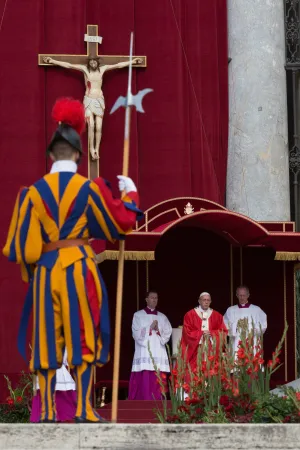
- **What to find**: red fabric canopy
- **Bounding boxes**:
[92,197,300,257]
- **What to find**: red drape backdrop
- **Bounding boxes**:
[0,0,228,398]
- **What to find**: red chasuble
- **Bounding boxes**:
[180,308,227,371]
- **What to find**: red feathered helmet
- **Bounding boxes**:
[47,98,85,155]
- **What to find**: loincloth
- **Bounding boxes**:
[83,95,105,118]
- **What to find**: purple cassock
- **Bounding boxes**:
[238,302,251,308]
[30,390,77,422]
[30,361,76,422]
[128,307,172,400]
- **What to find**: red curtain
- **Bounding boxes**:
[0,0,228,399]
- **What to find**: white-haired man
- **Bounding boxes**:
[224,285,267,356]
[180,292,227,374]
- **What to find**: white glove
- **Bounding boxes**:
[117,175,137,193]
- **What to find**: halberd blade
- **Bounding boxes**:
[110,89,153,114]
[110,96,126,114]
[133,89,153,113]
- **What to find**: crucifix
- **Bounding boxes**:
[39,25,147,179]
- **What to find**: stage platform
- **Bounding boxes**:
[97,400,170,423]
[1,423,300,449]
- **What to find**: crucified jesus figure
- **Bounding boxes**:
[44,56,142,160]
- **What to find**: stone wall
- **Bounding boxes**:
[1,423,300,449]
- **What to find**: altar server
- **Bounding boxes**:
[128,291,172,400]
[224,285,267,356]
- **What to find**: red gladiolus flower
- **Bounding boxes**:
[237,349,245,359]
[16,396,22,403]
[225,404,234,412]
[267,360,273,368]
[296,392,300,401]
[7,397,13,405]
[172,369,178,376]
[208,355,215,362]
[232,388,239,397]
[178,405,188,413]
[161,373,167,380]
[246,367,252,375]
[183,383,190,392]
[219,395,230,406]
[208,368,217,377]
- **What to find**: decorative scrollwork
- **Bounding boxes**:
[285,0,300,65]
[289,145,300,174]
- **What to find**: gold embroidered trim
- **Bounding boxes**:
[96,250,155,264]
[275,252,300,261]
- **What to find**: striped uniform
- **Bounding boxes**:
[3,170,142,421]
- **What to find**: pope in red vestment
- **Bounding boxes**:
[180,292,227,372]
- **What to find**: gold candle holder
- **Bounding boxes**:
[100,386,107,407]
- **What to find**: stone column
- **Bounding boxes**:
[227,0,290,221]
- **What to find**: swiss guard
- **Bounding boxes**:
[3,98,142,423]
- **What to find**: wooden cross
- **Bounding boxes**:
[39,25,147,179]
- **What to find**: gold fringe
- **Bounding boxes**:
[275,252,300,261]
[96,250,155,264]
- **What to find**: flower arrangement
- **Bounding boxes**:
[0,372,33,423]
[152,323,300,423]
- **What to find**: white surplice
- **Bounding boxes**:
[131,309,172,372]
[35,350,76,391]
[224,304,267,354]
